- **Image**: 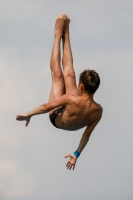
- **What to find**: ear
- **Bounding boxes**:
[78,83,84,93]
[81,84,85,92]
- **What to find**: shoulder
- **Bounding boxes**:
[66,93,80,103]
[94,103,103,120]
[57,93,73,104]
[98,104,103,119]
[98,103,103,110]
[98,103,103,113]
[63,93,75,103]
[56,93,77,105]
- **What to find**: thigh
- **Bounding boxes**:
[64,68,79,95]
[48,71,65,114]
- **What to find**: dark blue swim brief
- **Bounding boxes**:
[49,107,65,128]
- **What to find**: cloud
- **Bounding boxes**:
[0,45,50,150]
[0,45,50,111]
[0,160,35,199]
[6,175,35,199]
[0,160,16,176]
[0,1,44,24]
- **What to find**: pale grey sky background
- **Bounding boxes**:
[0,0,133,199]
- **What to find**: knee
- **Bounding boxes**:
[52,70,63,79]
[64,69,75,78]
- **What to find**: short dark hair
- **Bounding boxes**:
[79,70,100,94]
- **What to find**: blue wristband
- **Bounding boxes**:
[73,150,80,158]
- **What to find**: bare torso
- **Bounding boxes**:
[55,94,102,131]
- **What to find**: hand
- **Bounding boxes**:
[16,114,31,127]
[65,153,77,170]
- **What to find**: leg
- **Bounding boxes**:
[62,16,78,95]
[48,15,66,114]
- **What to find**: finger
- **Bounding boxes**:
[66,161,70,167]
[67,163,71,169]
[16,116,24,121]
[65,155,69,158]
[26,121,29,127]
[69,165,72,170]
[68,163,73,170]
[72,165,75,170]
[16,115,22,118]
[67,164,70,169]
[16,115,21,120]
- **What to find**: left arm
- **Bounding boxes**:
[16,94,72,126]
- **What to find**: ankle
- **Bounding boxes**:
[54,33,62,40]
[62,31,70,40]
[54,30,63,38]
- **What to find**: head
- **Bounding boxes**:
[78,69,100,95]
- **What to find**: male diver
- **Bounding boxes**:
[16,14,103,170]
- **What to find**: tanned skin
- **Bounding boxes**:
[16,14,103,170]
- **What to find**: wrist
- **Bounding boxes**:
[26,112,32,117]
[73,150,80,158]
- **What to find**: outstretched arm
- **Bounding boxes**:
[65,118,101,170]
[76,119,101,153]
[16,94,71,126]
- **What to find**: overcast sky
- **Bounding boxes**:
[0,0,133,200]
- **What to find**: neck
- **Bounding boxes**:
[81,92,94,100]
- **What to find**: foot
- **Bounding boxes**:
[63,15,70,35]
[54,14,66,37]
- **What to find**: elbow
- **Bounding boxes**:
[42,104,48,113]
[84,133,91,139]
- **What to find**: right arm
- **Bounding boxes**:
[16,93,72,126]
[65,118,101,170]
[65,107,103,170]
[76,118,101,153]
